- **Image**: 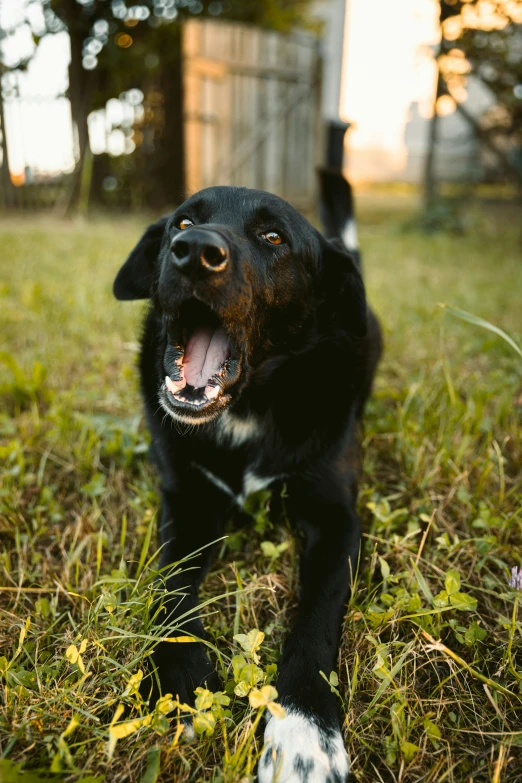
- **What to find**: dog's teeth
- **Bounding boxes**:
[166,375,186,393]
[204,384,221,400]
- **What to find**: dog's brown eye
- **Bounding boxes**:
[178,218,194,230]
[263,231,282,245]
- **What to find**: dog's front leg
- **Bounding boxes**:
[259,472,360,783]
[142,466,233,710]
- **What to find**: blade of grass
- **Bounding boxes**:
[439,304,522,361]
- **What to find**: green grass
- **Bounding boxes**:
[0,199,521,782]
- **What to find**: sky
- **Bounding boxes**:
[341,0,439,181]
[0,0,76,175]
[0,0,440,181]
[2,32,76,176]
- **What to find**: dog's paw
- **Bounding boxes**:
[140,640,220,709]
[258,710,349,783]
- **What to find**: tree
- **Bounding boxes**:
[1,0,314,208]
[426,0,522,202]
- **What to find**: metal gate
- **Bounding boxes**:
[183,20,322,213]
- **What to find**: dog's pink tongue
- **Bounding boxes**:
[184,327,229,388]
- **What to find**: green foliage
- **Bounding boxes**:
[0,351,48,409]
[405,197,466,235]
[439,1,522,178]
[0,759,103,783]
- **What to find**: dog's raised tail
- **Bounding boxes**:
[318,168,360,265]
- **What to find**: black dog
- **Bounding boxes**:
[113,172,382,782]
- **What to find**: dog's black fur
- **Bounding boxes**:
[114,173,382,781]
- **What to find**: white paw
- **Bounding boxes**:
[258,710,350,783]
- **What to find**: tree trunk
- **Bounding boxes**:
[423,57,444,209]
[57,0,97,210]
[0,71,15,207]
[155,24,185,208]
[68,23,90,167]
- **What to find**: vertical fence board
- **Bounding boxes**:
[182,19,322,212]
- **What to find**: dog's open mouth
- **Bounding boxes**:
[161,299,241,419]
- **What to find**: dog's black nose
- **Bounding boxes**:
[170,228,228,275]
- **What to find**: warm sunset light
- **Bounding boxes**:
[340,0,440,182]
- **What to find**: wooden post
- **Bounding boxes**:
[158,23,185,207]
[311,0,349,169]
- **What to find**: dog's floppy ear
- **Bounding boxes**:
[320,238,367,337]
[113,217,169,300]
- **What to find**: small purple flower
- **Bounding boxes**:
[509,566,522,591]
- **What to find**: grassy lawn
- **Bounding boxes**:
[1,198,521,782]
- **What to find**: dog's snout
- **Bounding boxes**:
[170,229,228,275]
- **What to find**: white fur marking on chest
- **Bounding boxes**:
[242,470,277,499]
[259,710,350,783]
[216,411,261,447]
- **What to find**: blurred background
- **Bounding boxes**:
[0,0,521,217]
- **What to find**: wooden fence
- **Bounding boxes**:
[183,21,323,212]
